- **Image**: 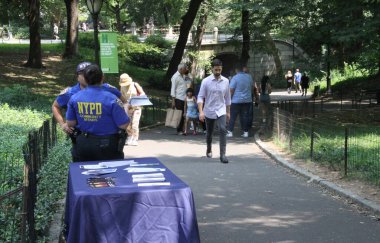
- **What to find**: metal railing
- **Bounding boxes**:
[271,107,380,186]
[0,118,57,243]
[140,97,171,127]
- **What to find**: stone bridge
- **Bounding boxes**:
[183,31,309,82]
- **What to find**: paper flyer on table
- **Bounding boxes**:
[132,177,165,183]
[137,182,171,187]
[99,160,136,167]
[132,173,165,178]
[125,168,166,173]
[80,164,108,170]
[81,168,117,175]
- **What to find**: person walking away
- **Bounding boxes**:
[259,75,272,123]
[197,59,231,164]
[301,72,310,96]
[285,70,293,94]
[119,73,145,146]
[243,66,259,129]
[52,62,126,161]
[66,64,130,162]
[183,88,199,135]
[294,68,302,93]
[227,64,254,138]
[53,23,59,40]
[170,63,191,135]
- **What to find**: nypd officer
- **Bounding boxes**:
[52,61,126,134]
[66,64,130,162]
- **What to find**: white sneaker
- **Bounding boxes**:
[130,139,138,146]
[226,131,233,137]
[126,136,132,145]
[242,132,249,138]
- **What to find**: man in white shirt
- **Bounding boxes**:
[197,59,231,163]
[170,63,191,134]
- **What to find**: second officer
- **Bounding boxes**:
[66,64,130,161]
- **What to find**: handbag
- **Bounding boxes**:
[165,108,182,128]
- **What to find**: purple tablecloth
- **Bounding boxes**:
[64,157,200,243]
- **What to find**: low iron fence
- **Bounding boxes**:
[140,97,171,127]
[271,107,380,186]
[0,97,168,242]
[0,118,57,243]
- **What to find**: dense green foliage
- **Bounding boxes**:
[0,84,69,242]
[35,139,70,242]
[118,34,170,69]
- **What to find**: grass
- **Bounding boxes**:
[0,43,65,54]
[273,114,380,186]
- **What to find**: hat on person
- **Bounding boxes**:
[76,62,92,73]
[119,73,133,86]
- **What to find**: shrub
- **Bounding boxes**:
[35,138,71,241]
[0,84,52,112]
[145,35,173,49]
[78,32,96,49]
[118,35,169,69]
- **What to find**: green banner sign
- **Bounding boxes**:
[99,32,119,73]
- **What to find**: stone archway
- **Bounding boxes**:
[214,53,239,79]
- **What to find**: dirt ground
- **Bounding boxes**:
[0,54,168,99]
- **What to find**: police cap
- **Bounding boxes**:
[76,62,92,74]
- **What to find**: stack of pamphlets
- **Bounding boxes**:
[87,177,115,188]
[129,95,153,106]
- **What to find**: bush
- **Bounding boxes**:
[0,84,52,112]
[78,32,96,49]
[35,138,71,241]
[118,35,169,69]
[118,62,166,88]
[145,35,173,49]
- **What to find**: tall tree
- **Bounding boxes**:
[105,0,128,32]
[25,0,42,68]
[189,0,213,79]
[240,0,250,66]
[63,0,79,58]
[165,0,204,84]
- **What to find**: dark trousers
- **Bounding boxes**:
[175,99,185,133]
[72,134,123,162]
[205,115,227,157]
[228,103,250,133]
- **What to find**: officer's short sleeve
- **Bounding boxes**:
[103,83,122,98]
[112,98,130,126]
[66,98,77,121]
[56,87,70,108]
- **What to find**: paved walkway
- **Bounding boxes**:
[125,126,380,243]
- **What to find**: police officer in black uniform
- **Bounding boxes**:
[66,64,130,161]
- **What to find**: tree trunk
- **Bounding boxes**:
[190,4,208,80]
[25,0,42,68]
[264,32,282,76]
[115,7,122,32]
[165,0,204,86]
[240,0,250,66]
[63,0,79,58]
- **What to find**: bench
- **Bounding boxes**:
[352,89,380,107]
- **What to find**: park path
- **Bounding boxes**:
[124,126,380,243]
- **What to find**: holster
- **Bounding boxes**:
[117,129,127,152]
[69,128,81,144]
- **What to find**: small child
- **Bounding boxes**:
[183,88,199,135]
